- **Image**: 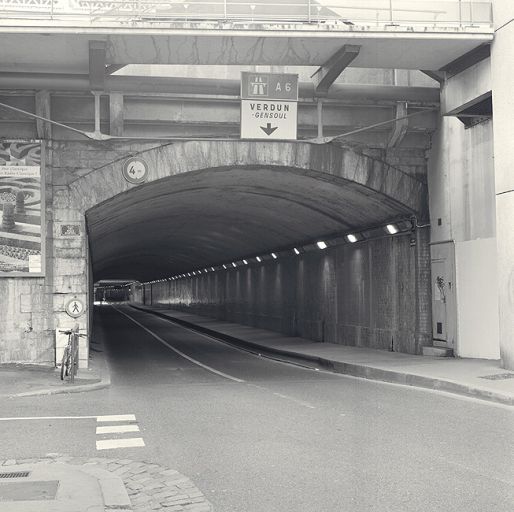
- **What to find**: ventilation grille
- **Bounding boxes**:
[0,471,30,479]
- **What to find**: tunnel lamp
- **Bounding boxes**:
[256,256,262,262]
[385,224,399,235]
[271,253,277,259]
[243,259,248,265]
[293,248,300,255]
[211,267,215,272]
[222,264,227,269]
[316,241,328,250]
[346,234,358,243]
[232,262,237,268]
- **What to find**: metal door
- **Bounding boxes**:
[430,242,456,349]
[432,259,448,342]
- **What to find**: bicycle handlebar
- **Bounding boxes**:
[59,330,87,337]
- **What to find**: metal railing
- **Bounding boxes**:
[0,0,493,29]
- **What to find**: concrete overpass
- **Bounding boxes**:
[1,1,513,371]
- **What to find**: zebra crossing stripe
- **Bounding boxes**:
[96,414,136,422]
[96,438,145,450]
[96,424,140,435]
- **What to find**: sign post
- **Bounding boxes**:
[240,72,298,140]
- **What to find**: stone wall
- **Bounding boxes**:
[0,138,430,364]
[134,229,431,355]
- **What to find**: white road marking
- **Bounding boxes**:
[97,414,136,423]
[0,415,98,422]
[0,414,136,422]
[113,306,245,383]
[96,438,145,450]
[96,424,140,435]
[272,392,316,409]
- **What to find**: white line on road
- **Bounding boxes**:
[97,414,136,423]
[0,415,97,421]
[0,414,135,422]
[113,306,245,383]
[96,438,145,450]
[96,424,140,435]
[272,392,316,409]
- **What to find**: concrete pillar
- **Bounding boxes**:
[35,90,52,140]
[491,1,514,369]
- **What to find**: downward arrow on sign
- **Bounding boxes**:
[260,123,278,136]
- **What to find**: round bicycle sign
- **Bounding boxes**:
[122,157,149,184]
[65,298,85,318]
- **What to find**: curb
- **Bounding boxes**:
[6,338,112,399]
[133,305,514,407]
[80,465,132,511]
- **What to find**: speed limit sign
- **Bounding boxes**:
[122,157,149,184]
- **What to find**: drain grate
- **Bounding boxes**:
[480,373,514,381]
[0,472,30,479]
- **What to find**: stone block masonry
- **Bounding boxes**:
[0,138,430,364]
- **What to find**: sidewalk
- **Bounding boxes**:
[133,304,514,406]
[0,456,212,512]
[0,335,110,398]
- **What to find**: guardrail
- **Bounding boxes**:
[0,0,493,29]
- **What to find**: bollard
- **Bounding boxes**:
[2,203,15,231]
[15,189,25,215]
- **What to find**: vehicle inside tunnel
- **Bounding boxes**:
[87,141,432,356]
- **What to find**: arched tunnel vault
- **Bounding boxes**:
[71,141,427,282]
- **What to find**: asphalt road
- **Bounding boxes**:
[1,304,513,512]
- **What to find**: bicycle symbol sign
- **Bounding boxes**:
[122,157,149,184]
[65,298,85,318]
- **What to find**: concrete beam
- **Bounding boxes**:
[442,57,491,116]
[35,90,51,139]
[109,92,124,136]
[420,70,445,84]
[89,40,106,90]
[0,73,440,106]
[440,43,491,79]
[312,45,361,98]
[387,102,408,148]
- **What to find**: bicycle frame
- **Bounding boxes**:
[60,328,80,383]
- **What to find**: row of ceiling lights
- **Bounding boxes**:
[143,221,409,285]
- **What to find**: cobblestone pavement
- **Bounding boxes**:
[1,456,213,512]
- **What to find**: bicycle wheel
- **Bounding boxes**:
[60,346,70,380]
[69,343,79,383]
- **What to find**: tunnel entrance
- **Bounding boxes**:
[68,140,430,357]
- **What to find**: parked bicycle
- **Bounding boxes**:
[59,325,86,383]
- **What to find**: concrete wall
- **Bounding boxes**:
[133,229,432,355]
[442,58,491,115]
[491,0,514,369]
[0,277,53,364]
[428,114,499,359]
[455,238,499,359]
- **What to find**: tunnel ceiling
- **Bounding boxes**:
[86,166,415,282]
